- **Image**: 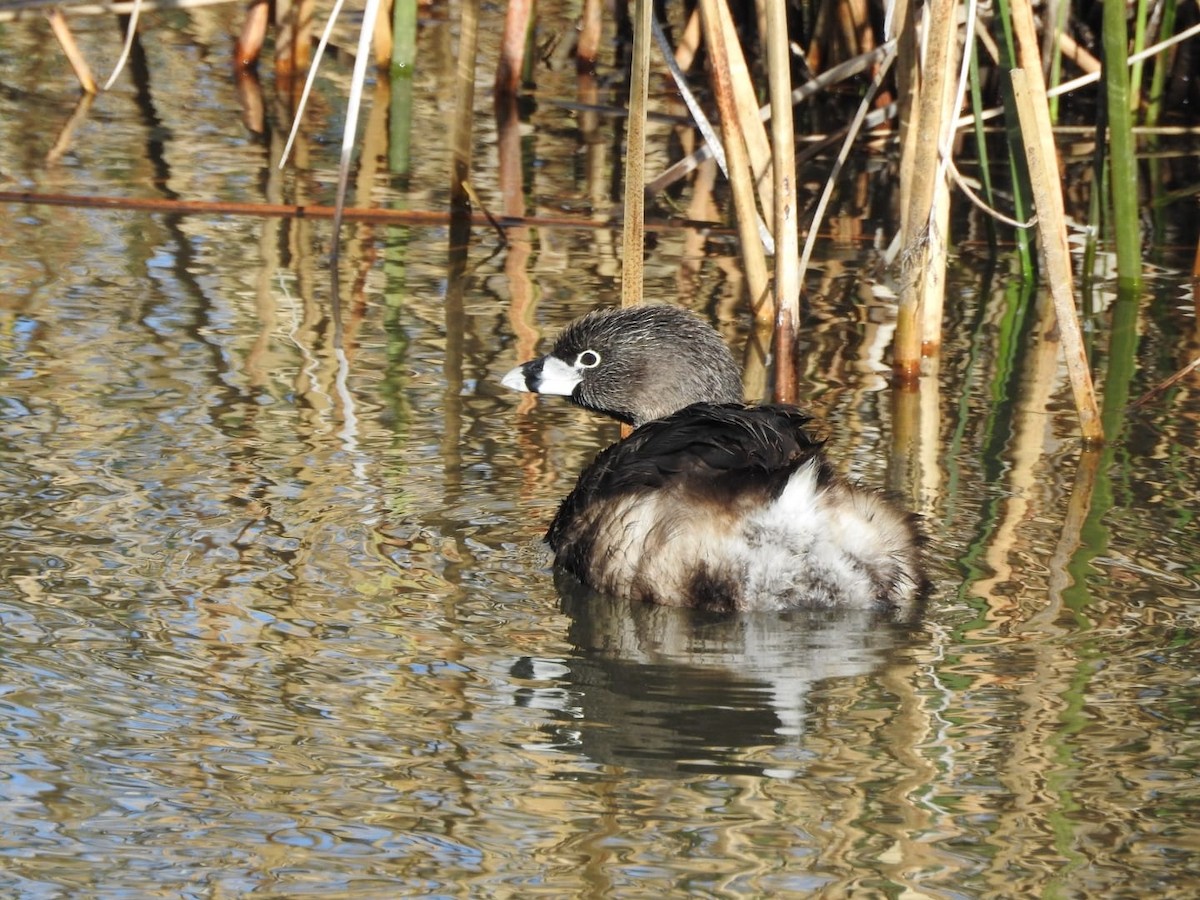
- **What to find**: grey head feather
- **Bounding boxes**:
[549,306,743,426]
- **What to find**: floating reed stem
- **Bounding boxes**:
[0,189,730,233]
[1129,354,1200,409]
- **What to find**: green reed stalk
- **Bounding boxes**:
[1103,0,1143,288]
[1144,0,1176,255]
[1066,283,1143,614]
[383,244,412,430]
[1081,149,1103,331]
[1047,0,1070,121]
[392,0,416,72]
[941,260,998,514]
[947,275,1035,620]
[1145,0,1177,126]
[388,0,417,178]
[968,37,997,250]
[1130,0,1150,116]
[993,0,1035,279]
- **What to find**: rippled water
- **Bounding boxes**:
[2,3,1200,897]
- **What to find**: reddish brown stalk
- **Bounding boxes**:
[495,0,531,98]
[235,0,269,69]
[576,0,602,74]
[0,190,729,233]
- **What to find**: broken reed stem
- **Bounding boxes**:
[716,0,773,233]
[1010,67,1103,445]
[236,0,269,68]
[698,0,771,322]
[765,0,798,403]
[621,0,653,309]
[652,13,775,256]
[46,9,97,93]
[576,0,602,73]
[449,0,479,216]
[1128,354,1200,409]
[495,0,531,98]
[1009,0,1103,443]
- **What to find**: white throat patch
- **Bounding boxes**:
[534,356,583,395]
[502,356,582,396]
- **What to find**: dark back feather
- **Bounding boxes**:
[547,403,827,552]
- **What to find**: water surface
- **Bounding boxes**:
[2,4,1200,897]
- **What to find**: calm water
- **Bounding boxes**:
[2,4,1200,898]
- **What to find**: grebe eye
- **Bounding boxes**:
[576,350,601,369]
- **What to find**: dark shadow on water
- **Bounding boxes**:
[513,569,925,777]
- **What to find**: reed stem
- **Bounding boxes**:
[621,0,652,308]
[894,0,957,381]
[1011,69,1101,444]
[1103,0,1144,288]
[765,0,798,402]
[698,0,771,321]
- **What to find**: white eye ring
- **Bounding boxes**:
[576,350,601,369]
